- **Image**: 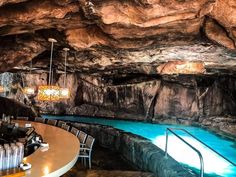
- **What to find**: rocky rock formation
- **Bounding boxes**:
[0,0,234,74]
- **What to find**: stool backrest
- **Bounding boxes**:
[62,124,70,131]
[47,119,57,126]
[78,131,87,144]
[57,120,65,128]
[16,117,29,121]
[71,127,80,137]
[85,135,95,150]
[35,117,45,123]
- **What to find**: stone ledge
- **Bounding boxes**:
[73,122,197,177]
[73,170,155,177]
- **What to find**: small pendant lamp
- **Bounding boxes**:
[0,73,5,93]
[0,86,4,93]
[23,60,35,95]
[60,48,70,100]
[37,38,60,101]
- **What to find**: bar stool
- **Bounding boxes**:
[70,127,80,137]
[61,124,70,131]
[16,117,29,121]
[35,117,45,123]
[78,131,87,146]
[57,120,65,128]
[78,135,95,169]
[47,119,57,126]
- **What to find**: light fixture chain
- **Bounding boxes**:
[64,50,67,88]
[49,41,54,86]
[30,59,32,75]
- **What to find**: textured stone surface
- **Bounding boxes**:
[72,123,197,177]
[0,0,235,74]
[205,18,236,50]
[0,0,27,6]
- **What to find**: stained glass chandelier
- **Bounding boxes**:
[60,48,70,100]
[37,38,60,101]
[23,60,35,95]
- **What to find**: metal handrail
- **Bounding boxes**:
[165,128,204,177]
[170,128,236,166]
[169,128,236,166]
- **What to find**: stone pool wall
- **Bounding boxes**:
[72,122,197,177]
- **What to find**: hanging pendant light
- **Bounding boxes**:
[37,38,60,101]
[60,48,70,100]
[23,60,35,95]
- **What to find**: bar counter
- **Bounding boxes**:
[7,120,80,177]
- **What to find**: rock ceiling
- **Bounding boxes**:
[0,0,236,76]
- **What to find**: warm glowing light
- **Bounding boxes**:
[23,157,27,163]
[152,135,235,176]
[43,166,50,175]
[23,87,35,95]
[60,88,70,100]
[0,86,5,93]
[37,85,60,101]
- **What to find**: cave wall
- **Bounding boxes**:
[77,75,160,120]
[76,75,236,120]
[154,77,236,121]
[0,72,236,135]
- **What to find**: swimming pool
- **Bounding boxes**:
[43,115,236,177]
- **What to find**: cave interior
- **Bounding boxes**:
[0,0,236,176]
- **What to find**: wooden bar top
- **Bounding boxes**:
[9,120,80,177]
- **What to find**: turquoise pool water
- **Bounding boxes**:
[43,115,236,177]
